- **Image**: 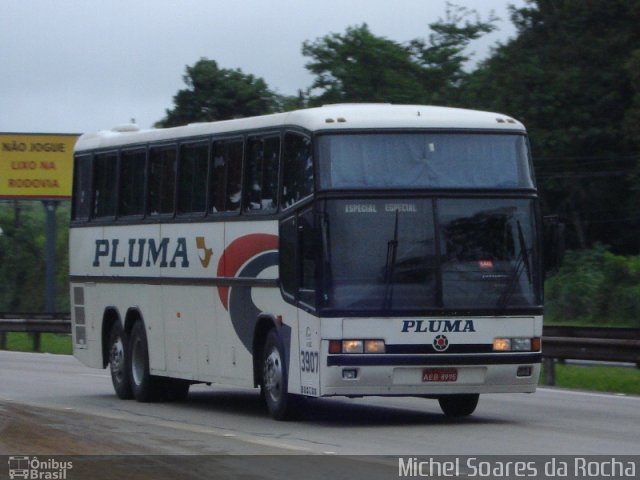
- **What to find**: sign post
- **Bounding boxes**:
[1,133,77,318]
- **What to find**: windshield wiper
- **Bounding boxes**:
[382,210,400,310]
[496,220,532,310]
[320,212,332,305]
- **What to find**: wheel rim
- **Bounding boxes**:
[263,346,283,404]
[109,336,126,384]
[131,336,145,386]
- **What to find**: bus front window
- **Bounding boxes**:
[438,198,538,310]
[318,133,533,190]
[321,199,438,313]
[320,198,539,314]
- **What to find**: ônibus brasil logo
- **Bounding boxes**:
[8,456,73,480]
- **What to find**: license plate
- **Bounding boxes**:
[422,368,458,382]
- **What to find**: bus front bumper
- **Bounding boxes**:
[320,354,541,396]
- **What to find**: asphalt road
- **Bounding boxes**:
[1,350,639,459]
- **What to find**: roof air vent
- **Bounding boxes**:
[111,124,140,133]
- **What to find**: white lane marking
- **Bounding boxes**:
[537,387,640,401]
[0,350,74,357]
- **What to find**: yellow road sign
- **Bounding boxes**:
[0,133,78,199]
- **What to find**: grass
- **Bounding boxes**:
[1,332,72,355]
[540,362,640,396]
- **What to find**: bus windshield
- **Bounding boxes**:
[318,133,533,189]
[320,198,539,314]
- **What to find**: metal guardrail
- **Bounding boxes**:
[541,326,640,385]
[0,312,70,320]
[0,313,71,350]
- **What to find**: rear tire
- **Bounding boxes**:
[261,330,298,420]
[108,323,133,400]
[129,320,162,402]
[438,394,479,417]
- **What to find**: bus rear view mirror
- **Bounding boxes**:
[543,215,565,273]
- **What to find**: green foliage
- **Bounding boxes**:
[0,201,70,313]
[624,48,640,150]
[545,246,640,326]
[467,0,639,155]
[409,3,497,103]
[156,58,281,127]
[302,5,497,106]
[463,0,640,253]
[302,24,426,105]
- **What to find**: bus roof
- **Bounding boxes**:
[74,104,526,152]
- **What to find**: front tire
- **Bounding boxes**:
[438,394,479,417]
[129,320,161,402]
[108,323,133,399]
[261,330,297,420]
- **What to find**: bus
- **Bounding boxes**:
[70,104,542,420]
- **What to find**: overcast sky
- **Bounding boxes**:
[1,0,526,134]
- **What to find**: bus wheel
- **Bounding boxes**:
[438,394,479,417]
[129,320,161,402]
[261,330,296,420]
[108,324,133,399]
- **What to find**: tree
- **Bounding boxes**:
[302,5,496,106]
[463,0,640,253]
[302,24,426,106]
[409,2,497,103]
[156,58,280,127]
[0,202,70,312]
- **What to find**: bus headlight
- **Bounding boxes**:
[493,337,541,352]
[511,338,532,351]
[342,340,363,353]
[328,339,386,354]
[364,340,385,353]
[493,338,511,351]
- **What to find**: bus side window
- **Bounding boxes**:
[298,207,317,309]
[93,152,118,218]
[279,215,297,299]
[282,133,313,209]
[279,207,316,310]
[211,141,225,213]
[211,139,243,213]
[148,146,177,216]
[72,155,92,221]
[177,142,208,215]
[245,136,280,213]
[119,149,146,217]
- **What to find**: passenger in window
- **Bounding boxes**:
[211,154,225,213]
[228,183,242,210]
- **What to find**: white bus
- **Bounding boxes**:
[70,104,542,420]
